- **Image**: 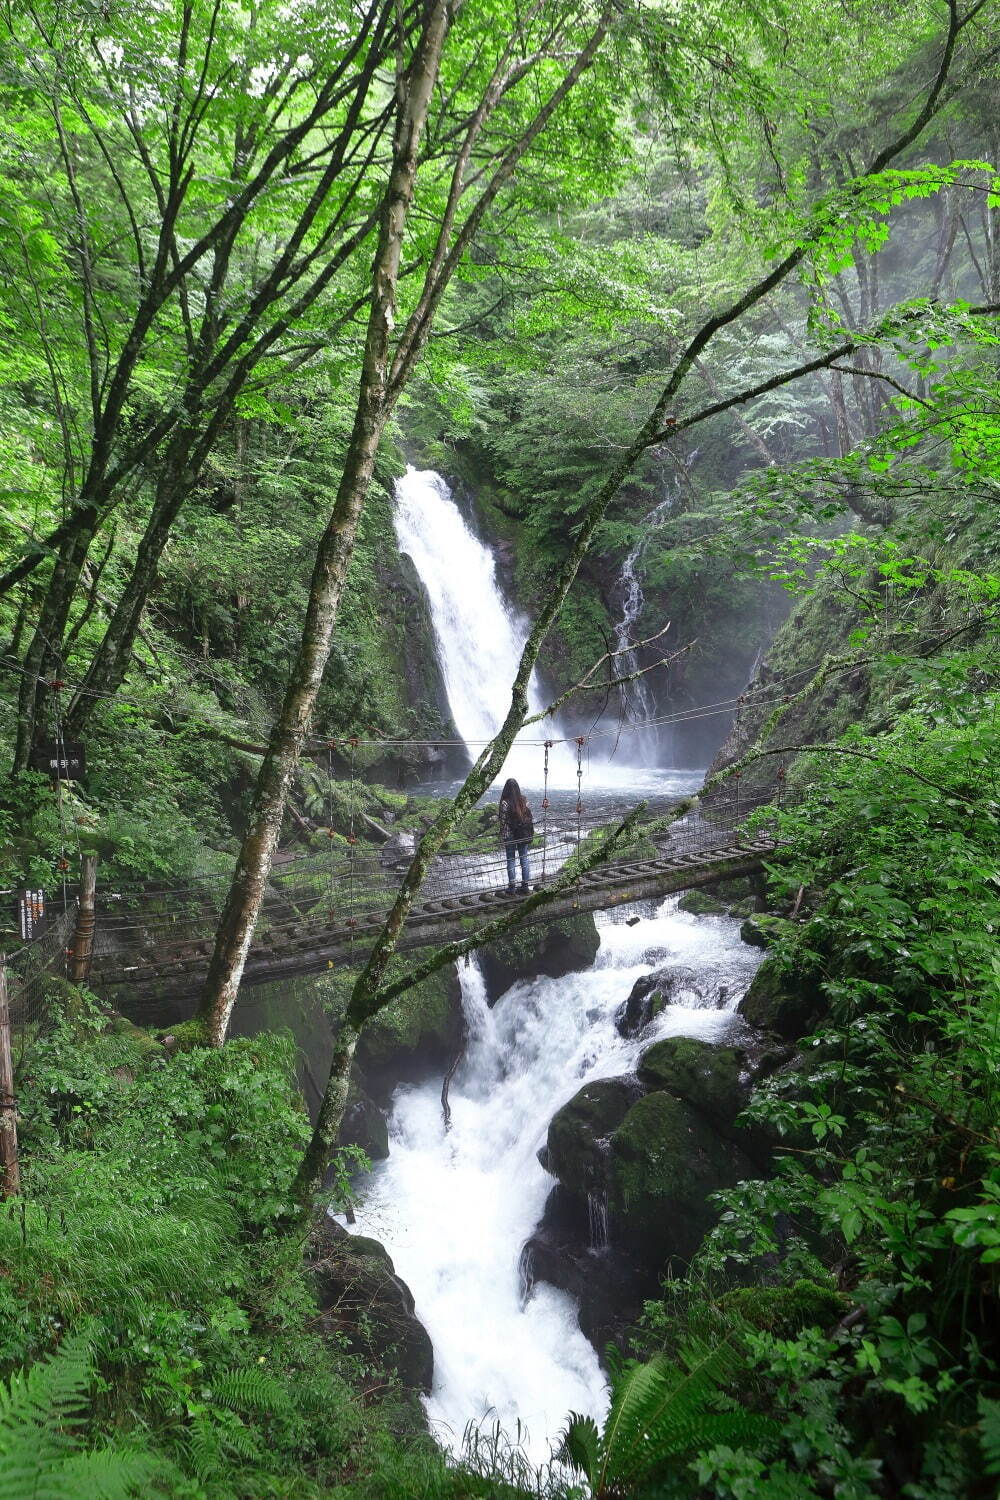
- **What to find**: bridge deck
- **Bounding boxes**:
[88,835,774,1001]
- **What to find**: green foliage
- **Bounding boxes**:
[562,1343,777,1497]
[0,1335,170,1497]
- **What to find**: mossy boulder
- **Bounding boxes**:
[479,911,600,1003]
[677,890,728,916]
[740,913,795,950]
[339,1078,389,1161]
[544,1077,643,1198]
[738,956,825,1040]
[608,1091,754,1264]
[636,1037,749,1126]
[719,1278,847,1337]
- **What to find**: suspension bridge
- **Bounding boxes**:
[6,782,780,1018]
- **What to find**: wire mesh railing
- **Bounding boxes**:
[11,787,786,998]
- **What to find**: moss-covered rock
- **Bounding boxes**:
[479,911,600,1002]
[719,1278,847,1337]
[339,1079,389,1161]
[738,956,825,1040]
[740,913,796,950]
[354,966,463,1099]
[636,1037,749,1126]
[544,1077,643,1197]
[677,890,729,916]
[608,1091,753,1264]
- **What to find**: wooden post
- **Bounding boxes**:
[70,854,98,985]
[0,959,20,1197]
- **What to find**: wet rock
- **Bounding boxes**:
[309,1218,433,1393]
[677,889,728,916]
[353,966,464,1103]
[479,911,600,1003]
[615,964,702,1038]
[545,1077,642,1197]
[738,955,825,1040]
[521,1194,654,1356]
[339,1081,389,1161]
[608,1091,755,1265]
[740,913,795,950]
[636,1036,749,1127]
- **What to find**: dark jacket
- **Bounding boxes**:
[500,797,534,844]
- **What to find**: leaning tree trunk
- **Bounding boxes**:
[195,0,452,1047]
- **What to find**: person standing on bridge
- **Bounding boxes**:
[499,778,534,895]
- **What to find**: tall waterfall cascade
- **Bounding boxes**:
[392,467,572,779]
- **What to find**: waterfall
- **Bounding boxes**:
[393,467,571,779]
[611,459,697,767]
[344,894,763,1464]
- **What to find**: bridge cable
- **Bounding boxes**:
[575,737,585,856]
[541,741,551,885]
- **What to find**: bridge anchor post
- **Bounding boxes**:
[0,959,20,1197]
[70,855,98,986]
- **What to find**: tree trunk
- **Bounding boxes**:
[195,0,453,1047]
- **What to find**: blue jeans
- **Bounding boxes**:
[505,840,531,888]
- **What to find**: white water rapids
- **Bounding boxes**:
[346,902,762,1461]
[340,464,760,1463]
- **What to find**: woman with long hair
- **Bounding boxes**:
[498,777,534,894]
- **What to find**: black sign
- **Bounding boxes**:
[18,890,46,942]
[28,741,86,780]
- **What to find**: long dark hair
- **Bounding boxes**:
[500,777,530,822]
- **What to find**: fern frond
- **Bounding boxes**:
[54,1446,166,1498]
[0,1338,164,1499]
[212,1368,293,1417]
[560,1412,601,1481]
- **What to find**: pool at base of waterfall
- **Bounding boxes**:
[341,891,763,1467]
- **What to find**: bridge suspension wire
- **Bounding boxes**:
[0,648,856,753]
[541,741,551,883]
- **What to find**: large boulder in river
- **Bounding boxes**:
[479,911,600,1003]
[608,1092,754,1264]
[542,1073,754,1272]
[615,964,702,1038]
[636,1036,749,1128]
[308,1218,433,1393]
[542,1076,642,1195]
[738,955,825,1040]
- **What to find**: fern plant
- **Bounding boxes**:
[0,1335,169,1498]
[561,1342,778,1498]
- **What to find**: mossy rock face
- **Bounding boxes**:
[740,913,795,950]
[309,1218,433,1393]
[479,911,600,1003]
[339,1080,389,1161]
[636,1037,748,1126]
[738,956,825,1040]
[608,1091,753,1264]
[545,1077,643,1199]
[677,890,729,916]
[702,876,753,902]
[719,1278,847,1337]
[354,966,463,1099]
